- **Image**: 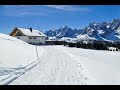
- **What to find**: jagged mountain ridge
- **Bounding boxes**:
[45,19,120,41]
[45,25,84,38]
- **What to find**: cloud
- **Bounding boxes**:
[44,5,91,12]
[2,5,91,17]
[3,5,51,17]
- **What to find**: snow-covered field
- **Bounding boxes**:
[0,33,44,85]
[1,33,120,85]
[53,46,120,85]
[10,46,120,85]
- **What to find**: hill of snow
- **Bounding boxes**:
[8,45,120,85]
[0,33,44,85]
[1,33,120,85]
[0,33,26,43]
[0,33,37,68]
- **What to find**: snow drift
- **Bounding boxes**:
[0,33,44,85]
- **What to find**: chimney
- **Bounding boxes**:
[29,28,32,32]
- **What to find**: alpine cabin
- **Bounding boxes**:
[10,27,47,45]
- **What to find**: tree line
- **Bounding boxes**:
[46,40,120,50]
[64,40,120,50]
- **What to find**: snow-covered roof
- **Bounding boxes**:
[108,47,117,50]
[17,28,47,37]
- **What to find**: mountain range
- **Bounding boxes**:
[45,19,120,41]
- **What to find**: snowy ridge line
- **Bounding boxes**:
[0,38,16,42]
[0,47,44,85]
[0,37,21,42]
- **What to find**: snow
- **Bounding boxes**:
[107,25,110,28]
[0,35,36,68]
[0,33,44,85]
[48,36,57,40]
[105,31,120,40]
[108,47,117,50]
[98,30,105,34]
[77,33,110,42]
[1,33,120,85]
[59,37,71,41]
[58,37,78,43]
[17,28,46,37]
[115,35,120,39]
[10,46,97,85]
[117,28,120,34]
[78,34,96,40]
[53,46,120,85]
[0,33,25,43]
[56,33,61,37]
[59,37,76,41]
[98,35,111,41]
[9,45,120,85]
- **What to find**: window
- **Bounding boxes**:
[17,37,20,39]
[39,33,41,35]
[29,37,32,39]
[16,32,23,36]
[39,43,42,45]
[34,37,37,39]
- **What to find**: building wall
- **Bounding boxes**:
[16,36,46,45]
[11,29,20,37]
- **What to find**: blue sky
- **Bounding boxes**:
[0,5,120,34]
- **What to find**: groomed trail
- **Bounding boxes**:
[10,45,120,85]
[10,45,97,85]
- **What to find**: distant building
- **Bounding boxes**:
[10,27,47,45]
[108,47,118,51]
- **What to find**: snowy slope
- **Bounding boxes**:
[0,33,37,68]
[0,33,26,43]
[10,45,120,85]
[10,45,97,85]
[0,33,44,85]
[55,46,120,85]
[1,33,120,85]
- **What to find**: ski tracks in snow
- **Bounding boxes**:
[55,47,97,85]
[10,46,96,85]
[0,46,45,85]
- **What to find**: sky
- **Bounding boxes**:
[0,5,120,34]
